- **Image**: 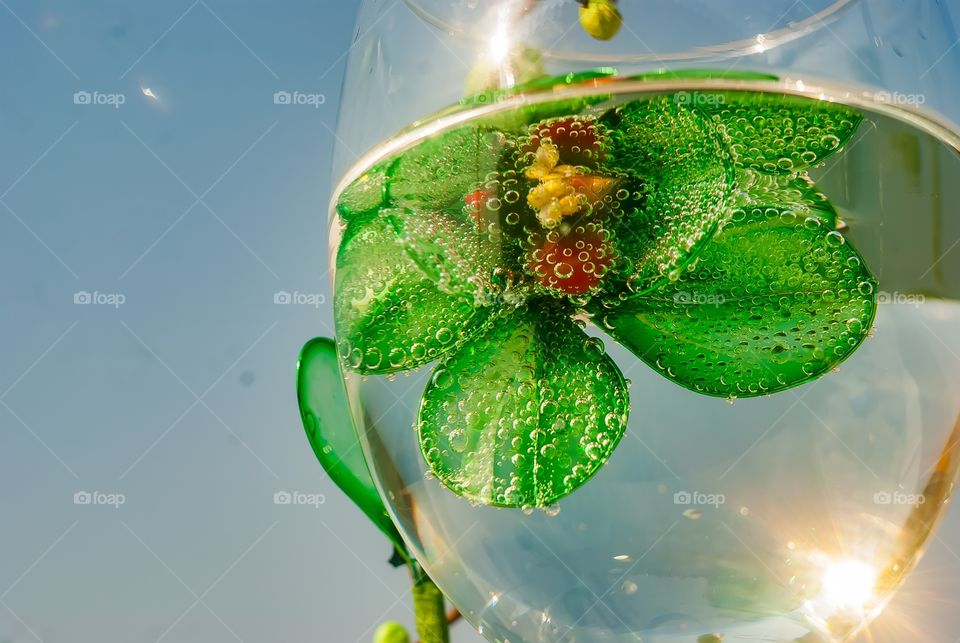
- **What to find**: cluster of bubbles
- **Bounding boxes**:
[700,92,863,174]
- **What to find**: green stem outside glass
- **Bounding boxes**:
[409,560,450,643]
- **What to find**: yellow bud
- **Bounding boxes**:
[528,184,551,210]
[526,165,549,180]
[579,0,623,41]
[545,178,571,199]
[535,142,560,169]
[559,195,581,215]
[539,201,564,227]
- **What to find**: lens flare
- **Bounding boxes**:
[821,559,878,610]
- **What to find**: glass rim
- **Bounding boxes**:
[330,74,960,213]
[402,0,859,63]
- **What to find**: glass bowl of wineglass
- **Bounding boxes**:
[313,1,960,640]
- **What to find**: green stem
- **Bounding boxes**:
[409,563,450,643]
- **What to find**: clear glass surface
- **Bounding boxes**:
[327,2,960,641]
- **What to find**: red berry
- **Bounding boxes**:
[523,117,604,167]
[464,188,498,230]
[528,225,614,295]
[465,189,487,219]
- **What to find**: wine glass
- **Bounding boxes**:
[318,1,960,641]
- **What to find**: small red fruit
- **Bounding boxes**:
[528,225,615,295]
[465,188,498,229]
[523,117,604,167]
[465,189,487,218]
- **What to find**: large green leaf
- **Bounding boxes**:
[597,210,877,398]
[601,95,735,295]
[418,304,629,507]
[296,338,406,554]
[387,126,506,211]
[694,91,863,174]
[334,210,489,374]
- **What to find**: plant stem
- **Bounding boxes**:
[445,608,462,627]
[409,564,450,643]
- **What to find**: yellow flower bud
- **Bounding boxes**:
[559,195,581,215]
[528,184,551,210]
[536,142,560,169]
[545,178,571,199]
[539,201,565,228]
[555,164,581,178]
[579,0,623,41]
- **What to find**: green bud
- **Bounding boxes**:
[373,621,410,643]
[579,0,623,41]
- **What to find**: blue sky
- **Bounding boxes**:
[1,1,959,642]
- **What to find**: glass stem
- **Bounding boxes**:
[409,563,450,643]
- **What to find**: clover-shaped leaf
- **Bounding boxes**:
[694,92,863,174]
[418,304,629,508]
[334,210,490,374]
[598,210,877,397]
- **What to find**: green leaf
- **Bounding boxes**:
[602,96,735,294]
[336,164,388,222]
[733,170,838,229]
[387,126,507,211]
[385,206,519,305]
[418,305,629,507]
[596,210,877,398]
[296,338,407,554]
[694,92,863,174]
[334,210,489,374]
